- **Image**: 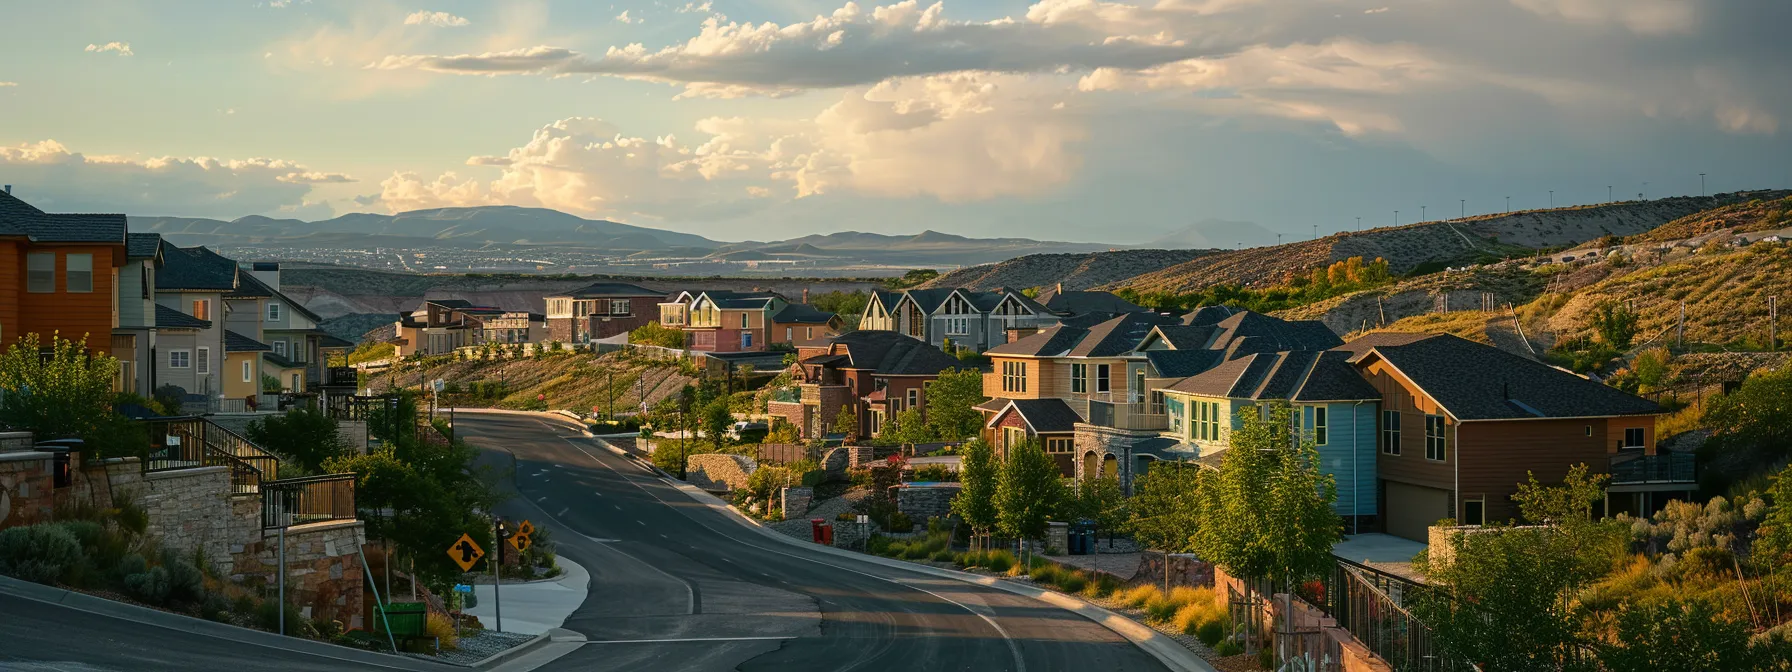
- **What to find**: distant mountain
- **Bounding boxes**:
[132,205,720,251]
[1145,219,1280,249]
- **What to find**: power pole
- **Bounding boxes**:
[1312,224,1318,240]
[1421,205,1427,221]
[1677,300,1685,348]
[1355,216,1361,232]
[1608,185,1613,202]
[1549,190,1555,208]
[1460,199,1465,219]
[1394,210,1399,227]
[1506,196,1511,213]
[1701,173,1707,197]
[1772,296,1779,352]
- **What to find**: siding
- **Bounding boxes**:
[1306,402,1379,518]
[1359,359,1455,490]
[1457,417,1620,524]
[17,245,120,352]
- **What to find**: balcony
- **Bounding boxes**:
[1087,400,1167,431]
[1610,450,1696,486]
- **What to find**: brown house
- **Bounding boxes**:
[544,282,666,344]
[767,331,965,440]
[1341,333,1665,540]
[0,188,127,355]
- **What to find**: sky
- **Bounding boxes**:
[1,0,1790,244]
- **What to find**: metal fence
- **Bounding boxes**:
[1608,451,1696,484]
[1319,558,1467,672]
[141,417,270,494]
[261,473,357,529]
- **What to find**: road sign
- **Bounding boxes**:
[432,379,445,393]
[516,520,535,537]
[447,533,485,572]
[509,519,535,553]
[452,584,473,594]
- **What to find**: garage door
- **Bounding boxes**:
[1385,481,1451,542]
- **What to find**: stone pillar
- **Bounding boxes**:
[781,486,813,517]
[1046,522,1069,555]
[847,445,876,468]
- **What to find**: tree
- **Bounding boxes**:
[247,406,349,475]
[1630,347,1671,393]
[885,407,934,445]
[1513,463,1608,525]
[832,404,858,443]
[1127,461,1204,553]
[0,332,119,440]
[702,399,732,451]
[995,439,1065,559]
[951,439,999,551]
[1755,462,1792,567]
[1412,525,1602,671]
[1193,402,1340,662]
[1704,364,1792,461]
[921,368,987,442]
[1591,302,1639,350]
[1072,474,1129,546]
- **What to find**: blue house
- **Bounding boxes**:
[1158,349,1381,533]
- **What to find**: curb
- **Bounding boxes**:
[467,629,551,669]
[661,480,1217,672]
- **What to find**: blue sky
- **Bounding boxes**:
[2,0,1789,244]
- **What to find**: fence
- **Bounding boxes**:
[751,443,815,464]
[141,417,270,494]
[1608,451,1697,485]
[261,473,358,529]
[1318,557,1466,672]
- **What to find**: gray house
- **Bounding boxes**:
[153,244,236,399]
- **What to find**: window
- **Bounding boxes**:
[1166,397,1185,432]
[1003,426,1027,450]
[1425,414,1447,461]
[1623,427,1645,448]
[786,327,793,342]
[273,340,287,356]
[610,299,631,315]
[1001,360,1028,392]
[1313,406,1328,445]
[806,326,814,340]
[1096,364,1111,394]
[242,360,253,383]
[1132,368,1146,403]
[740,312,750,328]
[26,253,54,293]
[65,254,92,293]
[1381,411,1401,455]
[907,388,919,410]
[1196,400,1221,441]
[291,373,299,390]
[192,299,211,320]
[1462,497,1485,526]
[1070,363,1087,394]
[1045,437,1073,453]
[740,331,753,349]
[946,317,969,335]
[170,350,192,369]
[1584,425,1592,436]
[267,303,281,321]
[196,347,211,375]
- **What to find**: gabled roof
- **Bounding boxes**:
[898,288,957,314]
[1333,332,1439,361]
[816,331,965,376]
[262,351,302,369]
[126,233,163,260]
[154,304,211,330]
[1144,350,1225,378]
[226,268,274,298]
[1069,312,1179,357]
[157,245,238,291]
[550,281,665,299]
[1165,350,1377,402]
[985,398,1084,434]
[0,192,127,244]
[1145,325,1217,350]
[1182,305,1241,326]
[1355,334,1660,421]
[771,303,836,324]
[1165,352,1280,398]
[427,299,475,309]
[1207,311,1343,353]
[1292,351,1383,402]
[224,330,272,352]
[319,334,356,349]
[987,324,1087,357]
[1040,290,1146,316]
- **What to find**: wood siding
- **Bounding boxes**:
[1358,359,1456,490]
[13,244,122,353]
[1457,417,1651,523]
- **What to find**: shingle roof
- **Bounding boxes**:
[1207,311,1343,353]
[987,398,1084,433]
[987,324,1087,357]
[1291,351,1382,402]
[1144,349,1225,378]
[126,233,163,259]
[1359,334,1660,421]
[1183,305,1241,326]
[1333,332,1439,360]
[157,245,238,291]
[154,304,211,330]
[1069,312,1179,357]
[225,330,272,352]
[428,299,475,309]
[262,351,302,369]
[552,282,665,299]
[900,288,956,314]
[1041,290,1146,316]
[319,334,356,349]
[227,268,275,298]
[771,304,836,324]
[1150,325,1217,350]
[1165,350,1377,402]
[0,191,127,244]
[823,330,967,376]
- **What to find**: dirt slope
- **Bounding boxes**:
[923,249,1215,291]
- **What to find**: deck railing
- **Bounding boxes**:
[261,473,358,529]
[1087,400,1167,431]
[1319,557,1468,672]
[142,416,280,492]
[1609,451,1696,484]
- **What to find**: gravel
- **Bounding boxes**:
[402,628,537,666]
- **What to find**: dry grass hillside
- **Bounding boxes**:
[930,193,1766,294]
[368,350,699,414]
[1541,242,1792,349]
[1624,191,1792,243]
[1277,264,1548,337]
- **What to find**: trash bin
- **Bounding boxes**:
[820,523,834,546]
[375,601,428,638]
[810,518,826,543]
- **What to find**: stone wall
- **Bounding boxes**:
[846,445,876,469]
[0,452,54,529]
[337,420,370,455]
[767,401,807,437]
[0,431,34,450]
[781,486,813,517]
[822,447,849,480]
[686,453,757,492]
[1073,425,1156,494]
[896,483,960,526]
[831,518,871,550]
[1133,552,1216,589]
[233,520,368,629]
[134,466,236,572]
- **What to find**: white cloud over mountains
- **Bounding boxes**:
[404,10,471,27]
[85,42,133,56]
[0,140,329,218]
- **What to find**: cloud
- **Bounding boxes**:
[85,42,133,56]
[677,0,713,13]
[0,82,16,87]
[614,10,641,24]
[278,171,358,184]
[1508,0,1695,35]
[404,10,472,27]
[0,140,338,218]
[1363,7,1388,14]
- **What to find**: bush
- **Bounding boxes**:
[866,535,895,556]
[160,549,207,604]
[884,511,913,533]
[984,549,1015,573]
[1054,570,1088,593]
[257,598,306,635]
[1257,647,1275,669]
[1080,572,1121,599]
[928,549,955,563]
[201,593,233,622]
[425,612,460,651]
[1028,562,1061,584]
[0,524,84,585]
[1196,618,1228,647]
[913,464,956,482]
[124,566,171,604]
[1213,640,1243,657]
[1120,584,1164,610]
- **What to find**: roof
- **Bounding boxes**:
[1165,350,1377,402]
[157,244,238,291]
[1207,311,1343,354]
[817,331,966,376]
[1041,290,1146,316]
[771,303,837,324]
[154,304,211,330]
[0,191,127,244]
[319,334,356,349]
[1069,313,1179,357]
[126,233,163,260]
[224,330,272,352]
[227,268,275,298]
[1144,349,1225,378]
[1333,332,1440,360]
[1183,305,1241,326]
[551,282,665,299]
[898,288,956,314]
[262,351,302,369]
[427,299,475,309]
[987,398,1084,433]
[987,324,1087,357]
[1148,325,1217,350]
[1358,334,1660,421]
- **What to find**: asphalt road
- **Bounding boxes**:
[458,411,1168,672]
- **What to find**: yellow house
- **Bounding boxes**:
[223,330,270,401]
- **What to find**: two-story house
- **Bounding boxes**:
[0,188,127,359]
[482,311,547,345]
[872,288,1061,352]
[393,299,505,357]
[1337,333,1665,540]
[115,233,164,396]
[767,331,966,440]
[658,290,839,353]
[154,244,238,398]
[1158,349,1382,532]
[244,263,335,390]
[544,282,666,343]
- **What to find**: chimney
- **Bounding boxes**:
[802,288,810,304]
[3,185,10,195]
[250,261,281,291]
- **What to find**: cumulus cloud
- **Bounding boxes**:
[0,82,16,87]
[277,171,357,184]
[85,42,133,56]
[677,1,713,13]
[0,140,343,218]
[614,10,641,24]
[404,10,471,27]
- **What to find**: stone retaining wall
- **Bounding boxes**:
[686,453,757,492]
[0,451,54,529]
[1134,552,1216,589]
[896,483,959,527]
[233,520,367,629]
[845,446,875,469]
[781,486,813,516]
[822,447,849,479]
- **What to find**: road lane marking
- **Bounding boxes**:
[557,507,569,517]
[583,636,795,645]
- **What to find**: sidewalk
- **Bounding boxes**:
[464,556,591,636]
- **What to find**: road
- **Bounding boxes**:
[458,412,1169,672]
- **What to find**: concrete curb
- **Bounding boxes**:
[467,629,551,669]
[0,574,453,671]
[661,480,1218,672]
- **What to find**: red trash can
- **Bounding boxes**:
[810,518,826,543]
[820,523,834,546]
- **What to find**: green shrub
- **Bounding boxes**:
[1080,573,1121,599]
[928,549,955,562]
[1054,570,1088,593]
[1028,562,1061,584]
[866,535,894,556]
[1196,619,1227,647]
[0,524,84,585]
[984,550,1015,573]
[1257,647,1275,669]
[256,598,306,635]
[913,464,956,482]
[160,549,207,604]
[1121,584,1164,610]
[1213,640,1243,656]
[201,593,232,622]
[124,566,171,604]
[900,544,931,560]
[885,511,913,533]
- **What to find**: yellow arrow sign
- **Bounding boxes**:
[447,533,485,572]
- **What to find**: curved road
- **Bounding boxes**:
[458,412,1167,672]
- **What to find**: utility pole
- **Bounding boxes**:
[1421,205,1426,221]
[1355,216,1361,232]
[1677,300,1685,348]
[1700,173,1707,197]
[1460,199,1465,219]
[1394,210,1399,227]
[1506,196,1511,213]
[1277,233,1282,246]
[1608,185,1613,202]
[1312,224,1318,240]
[1772,296,1779,352]
[1549,190,1555,208]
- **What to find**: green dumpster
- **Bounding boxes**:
[374,601,429,638]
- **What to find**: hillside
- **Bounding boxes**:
[135,205,718,250]
[369,350,699,414]
[1542,243,1792,349]
[1624,193,1792,243]
[929,193,1771,293]
[924,249,1217,291]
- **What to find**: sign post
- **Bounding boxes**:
[493,519,512,632]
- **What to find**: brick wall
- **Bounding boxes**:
[767,401,807,437]
[846,445,876,468]
[686,453,757,492]
[0,452,54,529]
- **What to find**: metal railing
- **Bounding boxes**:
[141,417,281,491]
[261,473,357,529]
[1319,557,1467,672]
[1609,451,1696,484]
[202,420,280,481]
[323,366,359,387]
[1087,400,1168,431]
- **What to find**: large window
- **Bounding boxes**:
[26,253,54,293]
[1070,363,1087,394]
[1001,360,1028,392]
[946,317,969,336]
[169,350,192,369]
[1196,400,1221,441]
[1425,415,1447,461]
[192,299,211,321]
[610,299,632,315]
[1044,437,1073,453]
[1313,406,1328,446]
[1002,426,1027,450]
[1096,364,1111,394]
[65,254,93,293]
[1381,411,1401,455]
[1623,427,1645,448]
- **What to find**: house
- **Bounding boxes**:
[543,282,666,343]
[0,189,128,360]
[1035,285,1147,316]
[482,311,547,345]
[223,329,273,402]
[393,299,506,357]
[1157,350,1382,531]
[657,290,838,352]
[154,244,239,398]
[770,303,843,347]
[861,287,1149,352]
[767,331,966,440]
[242,263,338,391]
[1339,333,1664,540]
[115,233,164,396]
[858,289,903,332]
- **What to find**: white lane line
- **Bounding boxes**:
[636,520,645,526]
[536,497,548,503]
[613,505,622,511]
[583,636,795,645]
[557,507,569,517]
